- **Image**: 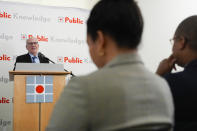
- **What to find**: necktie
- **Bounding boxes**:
[32,56,37,63]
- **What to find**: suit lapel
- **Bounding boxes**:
[38,55,43,63]
[26,53,33,63]
[38,53,44,63]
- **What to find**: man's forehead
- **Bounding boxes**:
[27,38,38,43]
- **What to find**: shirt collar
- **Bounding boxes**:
[29,53,38,58]
[103,52,143,69]
[185,59,197,69]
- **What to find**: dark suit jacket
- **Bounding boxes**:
[13,53,49,70]
[164,59,197,131]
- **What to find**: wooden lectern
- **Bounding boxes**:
[9,63,71,131]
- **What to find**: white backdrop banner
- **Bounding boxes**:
[0,1,96,130]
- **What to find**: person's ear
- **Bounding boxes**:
[96,30,105,56]
[177,36,187,50]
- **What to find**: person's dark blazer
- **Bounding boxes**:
[164,59,197,131]
[13,53,49,70]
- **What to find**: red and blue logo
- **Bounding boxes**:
[26,76,53,103]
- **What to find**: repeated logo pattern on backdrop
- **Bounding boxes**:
[0,1,97,130]
[26,76,53,103]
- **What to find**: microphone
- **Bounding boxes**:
[39,52,54,64]
[13,61,16,71]
[38,52,76,77]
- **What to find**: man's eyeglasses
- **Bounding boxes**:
[27,42,38,45]
[170,36,189,45]
[169,37,179,45]
[169,38,175,45]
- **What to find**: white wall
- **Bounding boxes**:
[137,0,197,72]
[0,0,99,9]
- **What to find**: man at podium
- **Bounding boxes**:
[13,37,49,70]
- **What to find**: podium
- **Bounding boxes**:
[9,63,71,131]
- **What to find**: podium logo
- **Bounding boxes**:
[64,57,83,63]
[0,54,11,61]
[26,76,53,103]
[21,34,48,42]
[58,16,83,24]
[0,11,11,19]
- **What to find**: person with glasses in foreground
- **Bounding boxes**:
[13,37,49,70]
[156,15,197,131]
[47,0,174,131]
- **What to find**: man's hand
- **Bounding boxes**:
[156,54,177,76]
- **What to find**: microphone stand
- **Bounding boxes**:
[47,58,76,77]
